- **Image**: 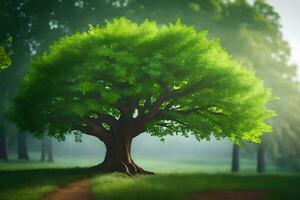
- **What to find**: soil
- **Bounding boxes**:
[43,179,91,200]
[186,191,270,200]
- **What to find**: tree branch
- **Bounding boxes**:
[205,110,229,118]
[168,78,211,99]
[146,88,170,120]
[154,104,228,120]
[97,113,118,127]
[73,118,111,142]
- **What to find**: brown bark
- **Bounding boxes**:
[92,130,152,176]
[231,144,240,172]
[18,132,29,160]
[80,89,172,175]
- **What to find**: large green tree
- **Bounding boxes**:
[11,18,274,174]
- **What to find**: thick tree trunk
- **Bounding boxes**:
[231,144,239,172]
[18,132,29,160]
[257,141,266,173]
[94,133,152,176]
[0,132,8,161]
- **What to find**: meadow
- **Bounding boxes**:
[1,158,300,200]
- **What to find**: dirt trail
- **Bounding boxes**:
[43,179,91,200]
[186,191,269,200]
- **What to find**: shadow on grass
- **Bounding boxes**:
[0,167,95,200]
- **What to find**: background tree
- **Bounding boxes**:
[10,18,274,175]
[0,0,122,161]
[41,135,54,162]
[231,144,240,172]
[0,113,9,161]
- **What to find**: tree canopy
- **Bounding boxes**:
[11,18,274,143]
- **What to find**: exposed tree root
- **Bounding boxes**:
[91,161,154,176]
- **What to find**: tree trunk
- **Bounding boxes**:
[47,137,53,162]
[41,137,46,162]
[231,144,239,172]
[41,136,54,162]
[94,133,152,176]
[0,132,8,161]
[18,132,29,160]
[257,140,266,173]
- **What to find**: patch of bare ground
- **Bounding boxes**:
[43,179,91,200]
[186,190,270,200]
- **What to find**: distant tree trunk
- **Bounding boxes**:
[257,140,266,173]
[18,132,29,160]
[41,136,54,162]
[47,138,53,162]
[231,144,240,172]
[41,137,46,162]
[0,131,8,161]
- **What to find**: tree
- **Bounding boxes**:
[0,123,8,161]
[231,144,240,172]
[0,41,12,161]
[17,131,29,160]
[257,137,266,173]
[41,135,54,162]
[10,18,274,175]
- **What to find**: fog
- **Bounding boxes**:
[50,134,232,161]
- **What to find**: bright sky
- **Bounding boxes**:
[266,0,300,76]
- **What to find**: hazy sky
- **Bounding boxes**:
[267,0,300,75]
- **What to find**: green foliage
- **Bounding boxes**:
[0,43,12,71]
[0,46,10,71]
[10,18,274,143]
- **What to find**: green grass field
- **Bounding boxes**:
[91,173,300,200]
[1,159,299,200]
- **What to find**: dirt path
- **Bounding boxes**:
[186,191,269,200]
[43,179,91,200]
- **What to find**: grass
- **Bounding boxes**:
[91,173,300,200]
[0,159,299,200]
[0,167,95,200]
